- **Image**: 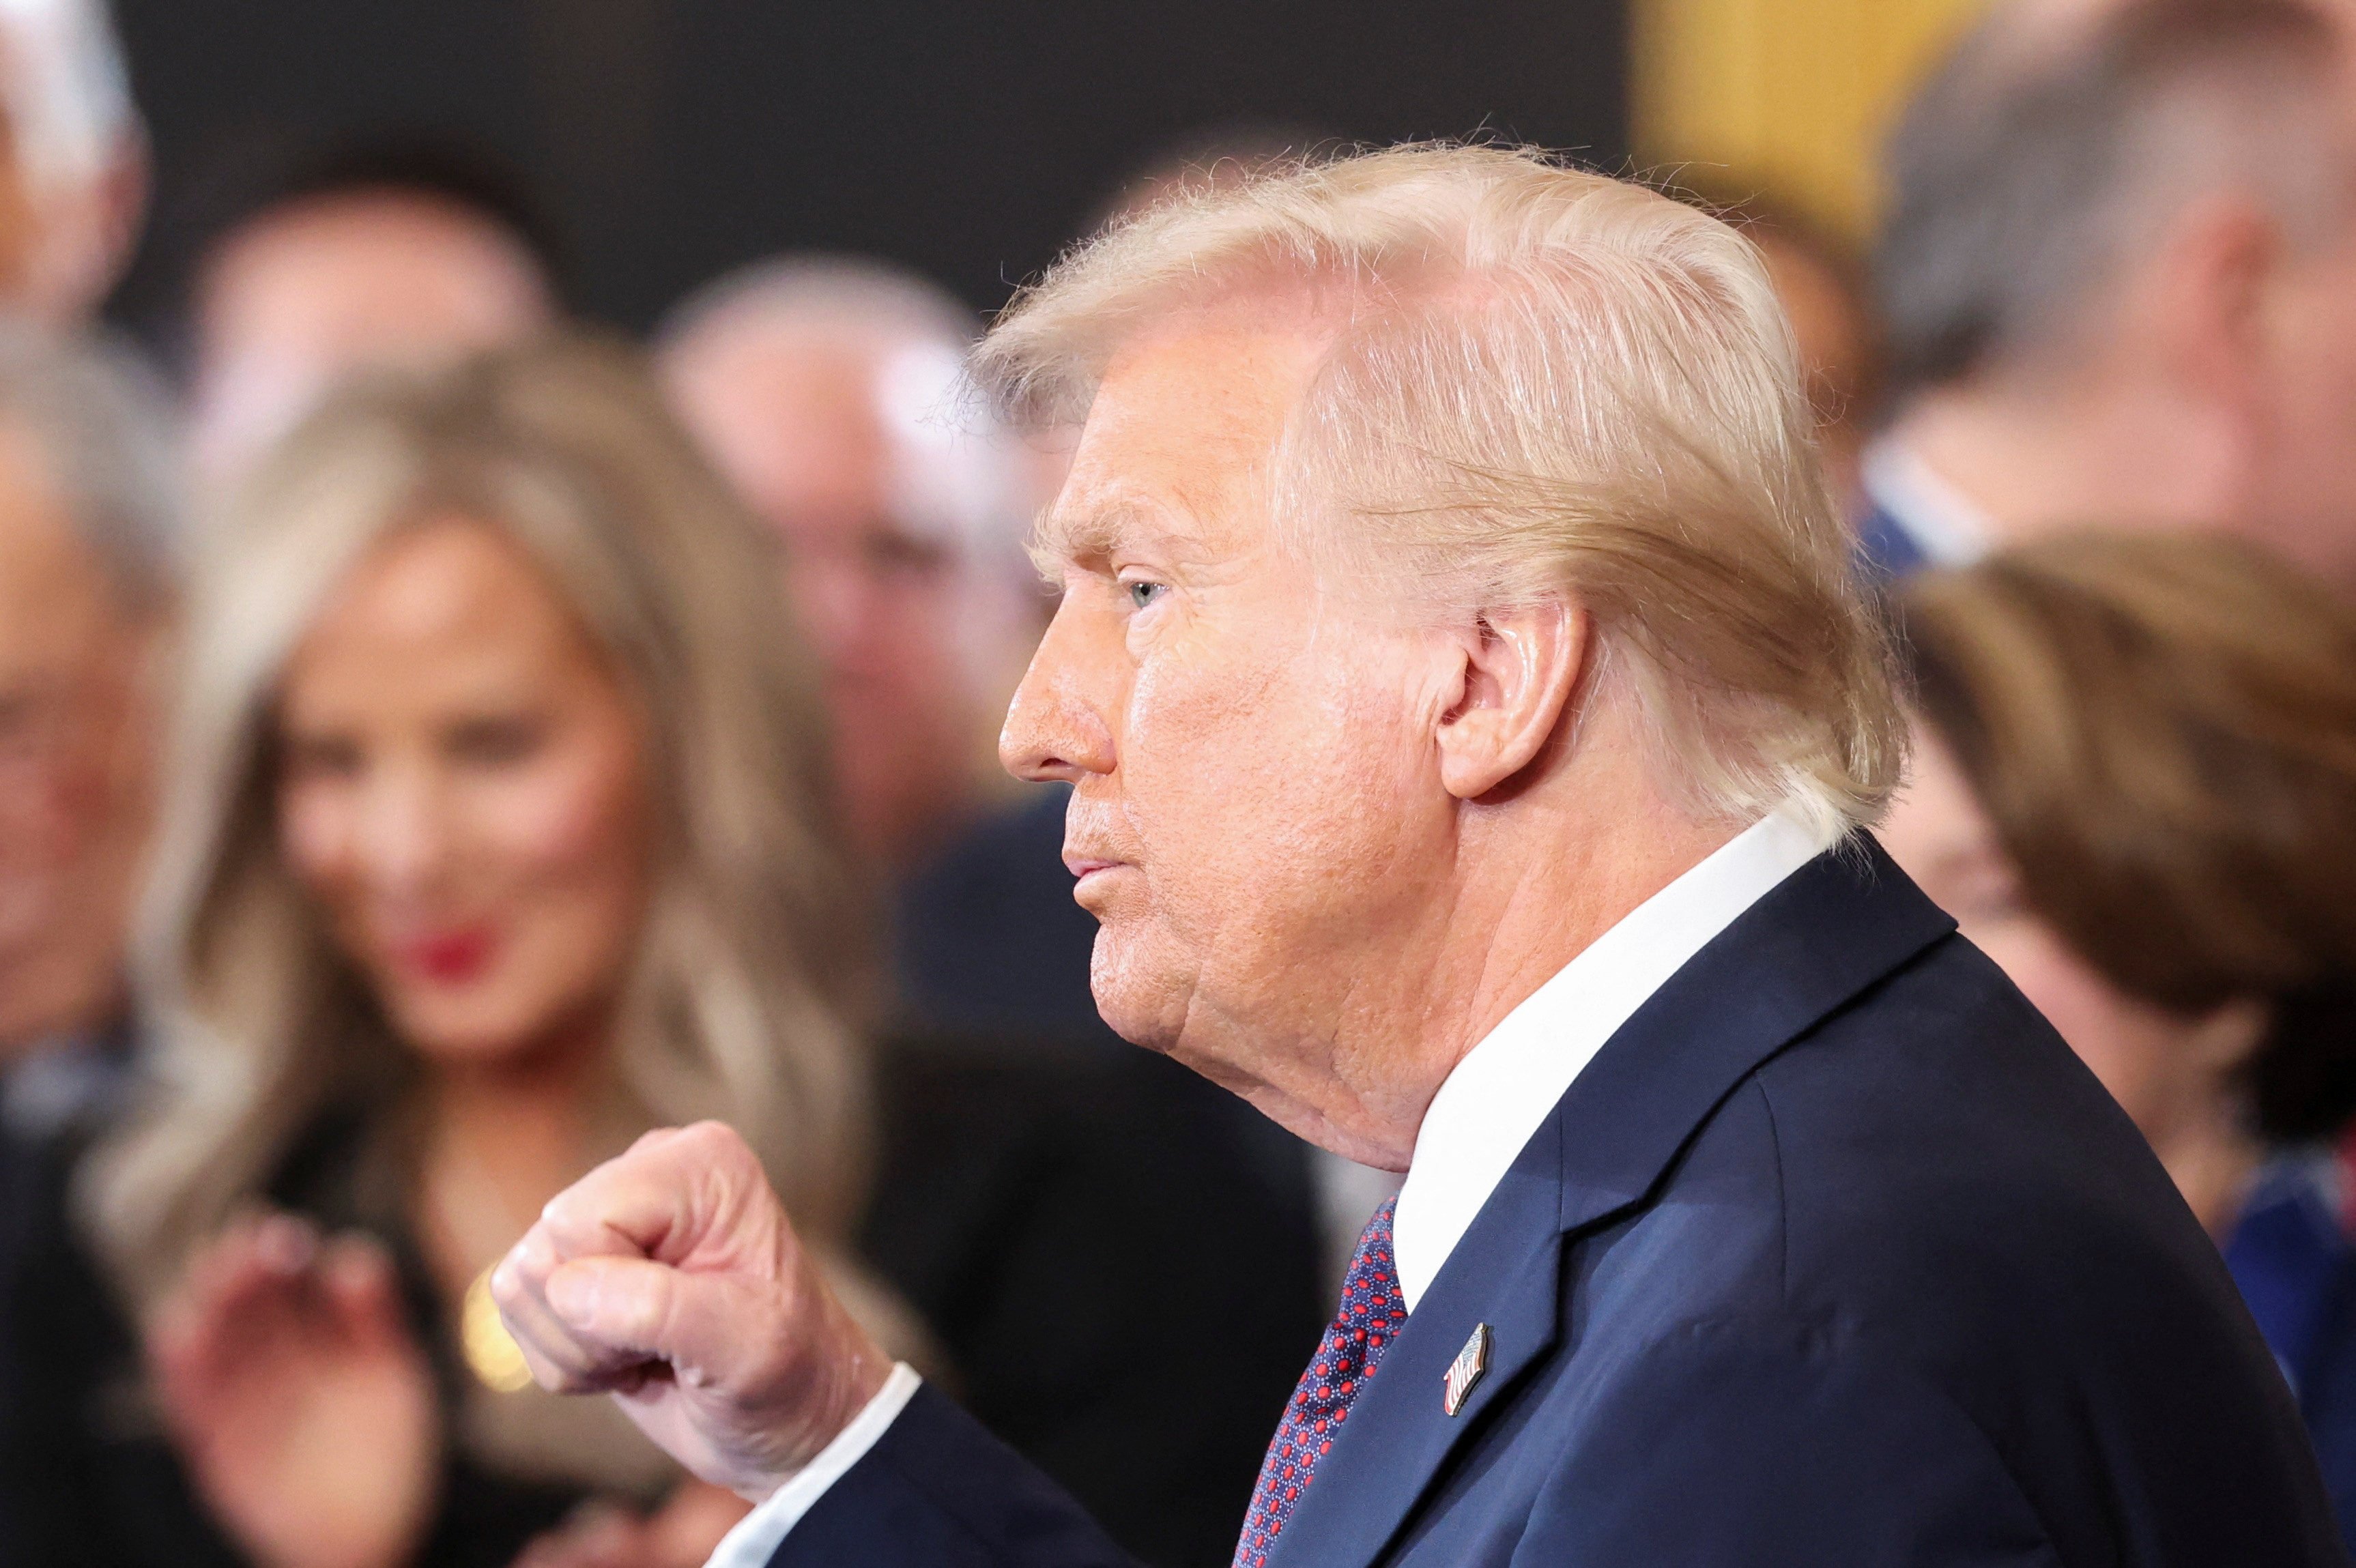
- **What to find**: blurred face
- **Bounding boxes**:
[0,425,152,1051]
[276,517,651,1067]
[665,332,1016,867]
[190,192,552,486]
[1880,724,2244,1142]
[2254,206,2356,587]
[2230,57,2356,587]
[1000,308,1459,1142]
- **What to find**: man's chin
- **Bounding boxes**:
[1084,931,1192,1055]
[1088,988,1182,1054]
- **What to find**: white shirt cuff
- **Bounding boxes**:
[702,1363,924,1568]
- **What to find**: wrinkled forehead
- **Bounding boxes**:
[1033,300,1337,569]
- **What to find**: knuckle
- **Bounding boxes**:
[489,1258,528,1310]
[689,1118,752,1158]
[510,1227,560,1277]
[673,1120,737,1163]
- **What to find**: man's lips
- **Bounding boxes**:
[1063,856,1130,889]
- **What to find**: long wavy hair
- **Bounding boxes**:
[87,334,874,1309]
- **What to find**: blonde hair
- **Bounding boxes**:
[88,334,871,1305]
[975,143,1903,839]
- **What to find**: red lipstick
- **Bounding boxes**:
[399,927,497,986]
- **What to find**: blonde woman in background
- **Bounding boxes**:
[12,336,909,1568]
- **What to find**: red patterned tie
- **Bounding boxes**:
[1234,1196,1409,1567]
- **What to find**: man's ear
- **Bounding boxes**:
[2146,195,2275,409]
[1433,598,1588,800]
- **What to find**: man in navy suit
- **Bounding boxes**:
[1861,0,2356,589]
[493,143,2346,1567]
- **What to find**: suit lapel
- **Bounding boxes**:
[1265,1120,1566,1568]
[1263,837,1957,1568]
[1545,837,1954,1236]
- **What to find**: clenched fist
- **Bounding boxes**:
[490,1122,891,1500]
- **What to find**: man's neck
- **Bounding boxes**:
[1437,801,1737,1071]
[1888,375,2245,542]
[1310,724,1744,1170]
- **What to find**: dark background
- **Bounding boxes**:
[104,0,1627,333]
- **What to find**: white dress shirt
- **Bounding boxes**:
[1390,804,1828,1307]
[709,803,1832,1564]
[704,1363,924,1568]
[1860,435,1995,569]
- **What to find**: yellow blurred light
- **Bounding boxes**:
[1632,0,1990,237]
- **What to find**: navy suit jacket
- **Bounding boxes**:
[1856,497,1932,580]
[773,840,2346,1567]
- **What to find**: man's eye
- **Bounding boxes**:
[447,716,546,766]
[1125,579,1167,610]
[284,736,364,781]
[865,529,951,577]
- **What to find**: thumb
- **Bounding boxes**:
[545,1255,745,1377]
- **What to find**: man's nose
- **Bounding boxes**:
[788,558,876,678]
[1000,598,1115,785]
[356,764,452,897]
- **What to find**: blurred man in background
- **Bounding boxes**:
[175,139,560,485]
[1683,183,1884,509]
[1865,0,2356,587]
[656,259,1093,1043]
[0,333,174,1520]
[0,328,171,1084]
[0,0,141,327]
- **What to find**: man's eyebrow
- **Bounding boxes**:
[1029,499,1183,566]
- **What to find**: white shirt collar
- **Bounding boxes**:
[1860,435,1996,568]
[1390,805,1832,1309]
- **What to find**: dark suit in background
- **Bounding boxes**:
[771,841,2347,1567]
[894,785,1115,1049]
[863,1036,1321,1567]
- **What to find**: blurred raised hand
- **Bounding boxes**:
[147,1213,440,1568]
[491,1121,889,1500]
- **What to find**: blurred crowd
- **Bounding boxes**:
[2,0,2356,1564]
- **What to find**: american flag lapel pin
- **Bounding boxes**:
[1442,1322,1491,1416]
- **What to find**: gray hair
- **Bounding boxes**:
[1876,0,2347,396]
[656,255,1037,586]
[660,254,983,356]
[0,322,178,609]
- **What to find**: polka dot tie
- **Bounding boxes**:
[1233,1196,1409,1567]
